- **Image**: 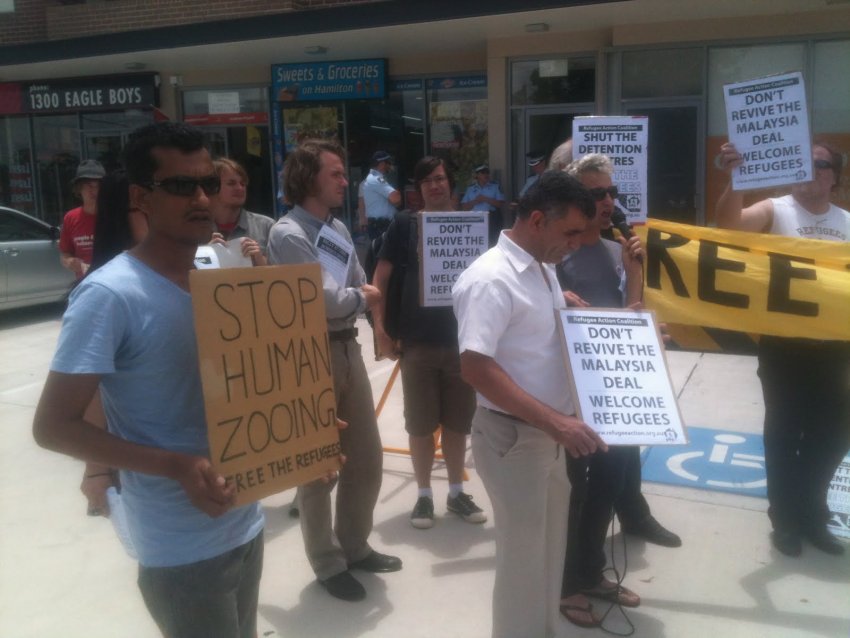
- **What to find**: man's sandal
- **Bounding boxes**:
[582,580,641,608]
[560,599,601,628]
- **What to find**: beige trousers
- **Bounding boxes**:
[471,406,569,638]
[296,338,383,580]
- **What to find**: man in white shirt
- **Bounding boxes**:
[716,141,849,558]
[453,170,606,638]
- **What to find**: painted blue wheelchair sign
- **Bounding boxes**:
[641,426,766,497]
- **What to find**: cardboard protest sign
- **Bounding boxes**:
[557,308,686,446]
[418,211,488,307]
[190,263,340,506]
[573,116,649,224]
[723,71,812,191]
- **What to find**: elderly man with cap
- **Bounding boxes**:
[462,164,506,245]
[359,150,401,240]
[519,151,548,197]
[59,159,105,278]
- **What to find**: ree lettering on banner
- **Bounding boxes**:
[419,211,488,307]
[637,219,850,341]
[572,116,649,224]
[557,308,687,446]
[190,263,340,506]
[723,71,812,191]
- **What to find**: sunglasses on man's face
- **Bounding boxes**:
[146,175,221,197]
[813,159,834,171]
[588,186,619,201]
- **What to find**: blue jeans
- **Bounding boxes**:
[138,531,264,638]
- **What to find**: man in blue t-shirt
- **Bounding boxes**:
[33,122,265,638]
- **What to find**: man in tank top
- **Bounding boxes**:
[716,140,849,558]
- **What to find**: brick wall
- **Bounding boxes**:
[0,0,49,46]
[44,0,383,41]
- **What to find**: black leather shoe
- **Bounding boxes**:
[771,530,802,557]
[319,571,366,601]
[622,515,682,548]
[348,550,403,573]
[803,526,845,556]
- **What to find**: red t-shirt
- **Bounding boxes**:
[59,207,96,266]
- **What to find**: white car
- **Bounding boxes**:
[0,206,76,311]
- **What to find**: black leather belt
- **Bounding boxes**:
[329,327,358,342]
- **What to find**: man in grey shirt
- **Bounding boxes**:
[267,139,402,602]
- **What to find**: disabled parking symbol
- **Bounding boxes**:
[641,427,767,498]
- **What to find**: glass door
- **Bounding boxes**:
[202,127,228,159]
[515,106,589,197]
[624,99,704,225]
[82,132,124,173]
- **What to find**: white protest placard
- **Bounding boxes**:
[419,211,488,307]
[194,239,252,270]
[557,308,687,446]
[573,116,649,224]
[723,71,812,191]
[827,454,850,540]
[315,224,353,287]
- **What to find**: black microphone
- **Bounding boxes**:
[610,206,634,239]
[610,206,642,264]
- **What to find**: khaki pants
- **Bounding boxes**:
[297,338,383,580]
[471,407,568,638]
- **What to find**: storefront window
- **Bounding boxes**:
[32,114,80,225]
[0,116,36,216]
[622,48,703,99]
[183,87,273,215]
[80,110,152,173]
[387,81,426,208]
[183,87,269,119]
[813,40,850,133]
[427,77,488,196]
[511,57,595,106]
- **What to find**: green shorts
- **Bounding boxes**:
[399,343,476,437]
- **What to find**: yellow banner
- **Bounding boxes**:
[636,220,850,341]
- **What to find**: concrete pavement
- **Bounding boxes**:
[1,304,847,638]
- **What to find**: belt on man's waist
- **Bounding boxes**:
[329,327,358,342]
[481,406,524,424]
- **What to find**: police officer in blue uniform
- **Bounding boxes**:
[360,150,401,239]
[519,151,547,197]
[461,164,505,245]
